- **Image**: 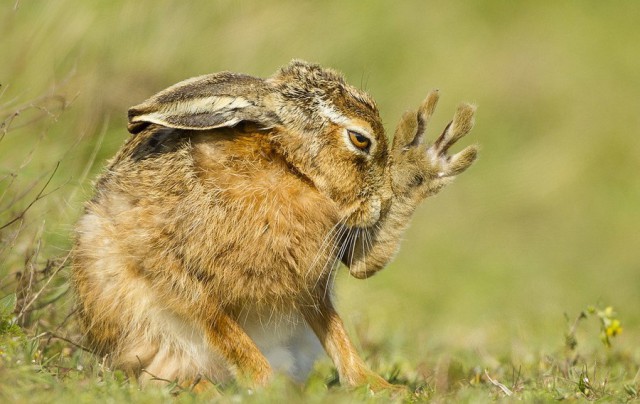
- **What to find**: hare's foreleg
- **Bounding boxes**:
[346,90,478,278]
[198,309,273,385]
[128,271,274,387]
[141,305,273,385]
[303,298,392,390]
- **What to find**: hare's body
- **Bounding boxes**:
[75,129,337,380]
[73,60,478,390]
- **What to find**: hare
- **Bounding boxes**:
[72,60,477,391]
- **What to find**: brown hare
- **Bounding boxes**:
[72,60,478,391]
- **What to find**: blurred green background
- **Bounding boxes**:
[2,0,639,371]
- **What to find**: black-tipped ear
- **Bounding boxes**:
[127,72,281,134]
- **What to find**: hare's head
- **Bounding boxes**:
[128,60,391,227]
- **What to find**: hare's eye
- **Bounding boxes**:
[348,130,371,152]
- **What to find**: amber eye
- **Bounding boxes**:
[348,130,371,152]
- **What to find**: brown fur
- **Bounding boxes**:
[72,60,478,391]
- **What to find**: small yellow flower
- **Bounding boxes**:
[606,319,622,337]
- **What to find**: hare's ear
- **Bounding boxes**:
[127,72,281,134]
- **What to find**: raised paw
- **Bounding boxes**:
[390,90,478,200]
[429,100,478,178]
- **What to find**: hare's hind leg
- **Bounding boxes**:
[74,207,271,386]
[73,209,162,373]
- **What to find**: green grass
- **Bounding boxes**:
[2,1,640,401]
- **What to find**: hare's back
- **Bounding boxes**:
[80,127,341,306]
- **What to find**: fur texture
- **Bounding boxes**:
[72,60,478,391]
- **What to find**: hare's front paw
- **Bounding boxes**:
[390,90,478,200]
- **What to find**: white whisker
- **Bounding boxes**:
[313,223,347,291]
[305,218,345,279]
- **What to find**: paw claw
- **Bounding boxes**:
[442,145,478,177]
[451,103,476,138]
[418,89,440,127]
[438,103,476,154]
[392,89,440,150]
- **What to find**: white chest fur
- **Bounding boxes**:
[239,310,324,381]
[141,306,324,384]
